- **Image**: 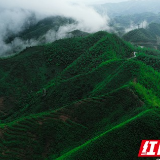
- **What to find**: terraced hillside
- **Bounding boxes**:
[0,31,160,159]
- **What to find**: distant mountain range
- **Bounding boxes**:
[123,23,160,49]
[95,0,160,17]
[113,12,160,28]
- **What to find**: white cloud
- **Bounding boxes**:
[0,0,111,56]
[0,0,110,32]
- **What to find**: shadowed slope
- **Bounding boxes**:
[56,108,160,160]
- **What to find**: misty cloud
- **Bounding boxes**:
[0,0,110,56]
[0,37,39,57]
[125,20,148,33]
[0,8,37,56]
[1,0,110,32]
[44,25,75,43]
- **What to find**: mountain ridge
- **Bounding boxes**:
[1,30,160,159]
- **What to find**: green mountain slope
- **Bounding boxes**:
[56,108,160,160]
[0,31,135,122]
[0,87,145,160]
[123,23,160,50]
[148,23,160,37]
[123,28,156,43]
[0,31,160,159]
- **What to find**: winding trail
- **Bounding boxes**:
[127,52,137,60]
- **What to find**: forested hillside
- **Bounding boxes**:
[123,28,156,43]
[0,31,160,159]
[123,23,160,50]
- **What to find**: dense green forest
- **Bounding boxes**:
[0,31,160,159]
[123,28,156,43]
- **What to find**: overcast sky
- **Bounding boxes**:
[0,0,133,8]
[70,0,129,4]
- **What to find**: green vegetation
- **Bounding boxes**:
[123,23,160,50]
[0,30,160,159]
[123,28,156,43]
[148,23,160,37]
